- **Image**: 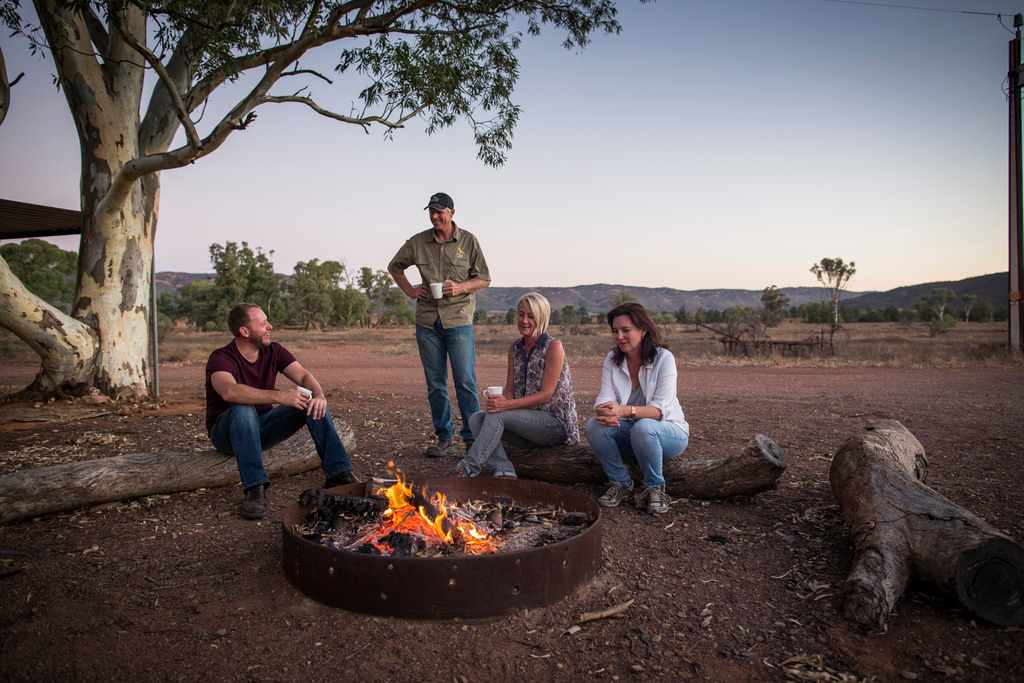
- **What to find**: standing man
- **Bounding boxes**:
[205,303,356,519]
[389,192,491,458]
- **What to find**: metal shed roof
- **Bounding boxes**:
[0,198,81,238]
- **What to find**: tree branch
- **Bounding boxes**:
[0,46,21,129]
[79,4,110,58]
[259,94,423,131]
[281,68,334,84]
[114,15,202,153]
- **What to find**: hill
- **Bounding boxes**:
[153,271,1010,314]
[841,272,1007,311]
[473,284,864,314]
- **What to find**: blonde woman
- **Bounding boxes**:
[456,292,579,478]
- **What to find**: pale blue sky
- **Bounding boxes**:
[0,0,1018,291]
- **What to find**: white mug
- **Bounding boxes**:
[486,386,503,398]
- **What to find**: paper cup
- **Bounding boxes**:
[430,282,444,299]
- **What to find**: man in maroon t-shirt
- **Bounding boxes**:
[206,303,355,519]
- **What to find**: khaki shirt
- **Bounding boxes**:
[388,223,490,328]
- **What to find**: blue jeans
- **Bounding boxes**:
[209,404,352,490]
[585,417,689,488]
[461,409,567,477]
[415,320,480,444]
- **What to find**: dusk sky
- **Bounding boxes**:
[0,0,1018,292]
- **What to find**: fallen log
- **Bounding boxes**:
[506,434,785,499]
[829,419,1024,628]
[0,417,355,525]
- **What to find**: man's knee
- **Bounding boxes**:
[226,404,259,427]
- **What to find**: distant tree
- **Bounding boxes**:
[810,257,856,332]
[800,302,831,325]
[560,305,578,325]
[550,308,562,325]
[209,242,283,324]
[974,298,994,322]
[577,305,590,324]
[674,305,689,324]
[759,285,789,327]
[474,309,489,324]
[156,291,177,319]
[331,286,370,327]
[0,239,77,313]
[379,287,414,326]
[961,293,978,322]
[504,308,516,325]
[919,288,957,336]
[883,306,900,323]
[176,279,220,331]
[292,259,346,330]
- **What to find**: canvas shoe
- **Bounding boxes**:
[424,440,456,458]
[598,481,634,508]
[637,485,670,515]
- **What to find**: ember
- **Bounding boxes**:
[296,465,592,558]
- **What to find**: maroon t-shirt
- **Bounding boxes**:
[205,341,297,431]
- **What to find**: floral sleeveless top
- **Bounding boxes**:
[511,333,580,444]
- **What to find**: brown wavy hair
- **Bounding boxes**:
[607,302,667,365]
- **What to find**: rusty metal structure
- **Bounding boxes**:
[282,477,603,618]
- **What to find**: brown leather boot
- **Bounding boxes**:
[239,485,266,520]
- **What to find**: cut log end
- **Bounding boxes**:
[842,577,892,631]
[956,538,1024,626]
[754,434,785,470]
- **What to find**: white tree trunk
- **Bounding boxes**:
[0,256,97,395]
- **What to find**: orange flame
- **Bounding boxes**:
[358,464,496,555]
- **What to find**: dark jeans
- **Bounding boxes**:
[209,404,352,491]
[415,320,480,444]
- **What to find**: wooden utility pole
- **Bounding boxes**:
[1010,14,1024,352]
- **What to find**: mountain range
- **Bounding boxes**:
[155,271,1009,313]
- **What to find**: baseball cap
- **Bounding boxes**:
[424,192,454,211]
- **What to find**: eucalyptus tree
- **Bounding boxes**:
[810,257,857,332]
[0,0,626,399]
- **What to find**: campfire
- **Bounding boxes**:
[295,464,591,558]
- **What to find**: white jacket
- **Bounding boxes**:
[594,347,689,433]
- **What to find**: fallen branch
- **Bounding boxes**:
[829,419,1024,628]
[577,598,635,624]
[0,417,355,525]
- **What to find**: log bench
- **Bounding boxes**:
[504,433,786,499]
[0,417,355,525]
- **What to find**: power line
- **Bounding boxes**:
[812,0,1017,18]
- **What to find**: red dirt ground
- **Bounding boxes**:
[1,330,1022,682]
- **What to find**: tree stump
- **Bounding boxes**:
[505,434,785,499]
[0,417,355,525]
[829,419,1024,628]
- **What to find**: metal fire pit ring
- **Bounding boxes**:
[282,477,603,619]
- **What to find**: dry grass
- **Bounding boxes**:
[0,321,1019,371]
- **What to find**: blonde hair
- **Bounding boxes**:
[516,292,551,336]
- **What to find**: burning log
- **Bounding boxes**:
[829,419,1024,628]
[0,417,355,525]
[505,434,785,499]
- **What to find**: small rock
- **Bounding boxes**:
[630,664,645,673]
[899,671,919,680]
[215,628,228,637]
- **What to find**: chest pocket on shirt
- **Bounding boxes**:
[447,253,470,281]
